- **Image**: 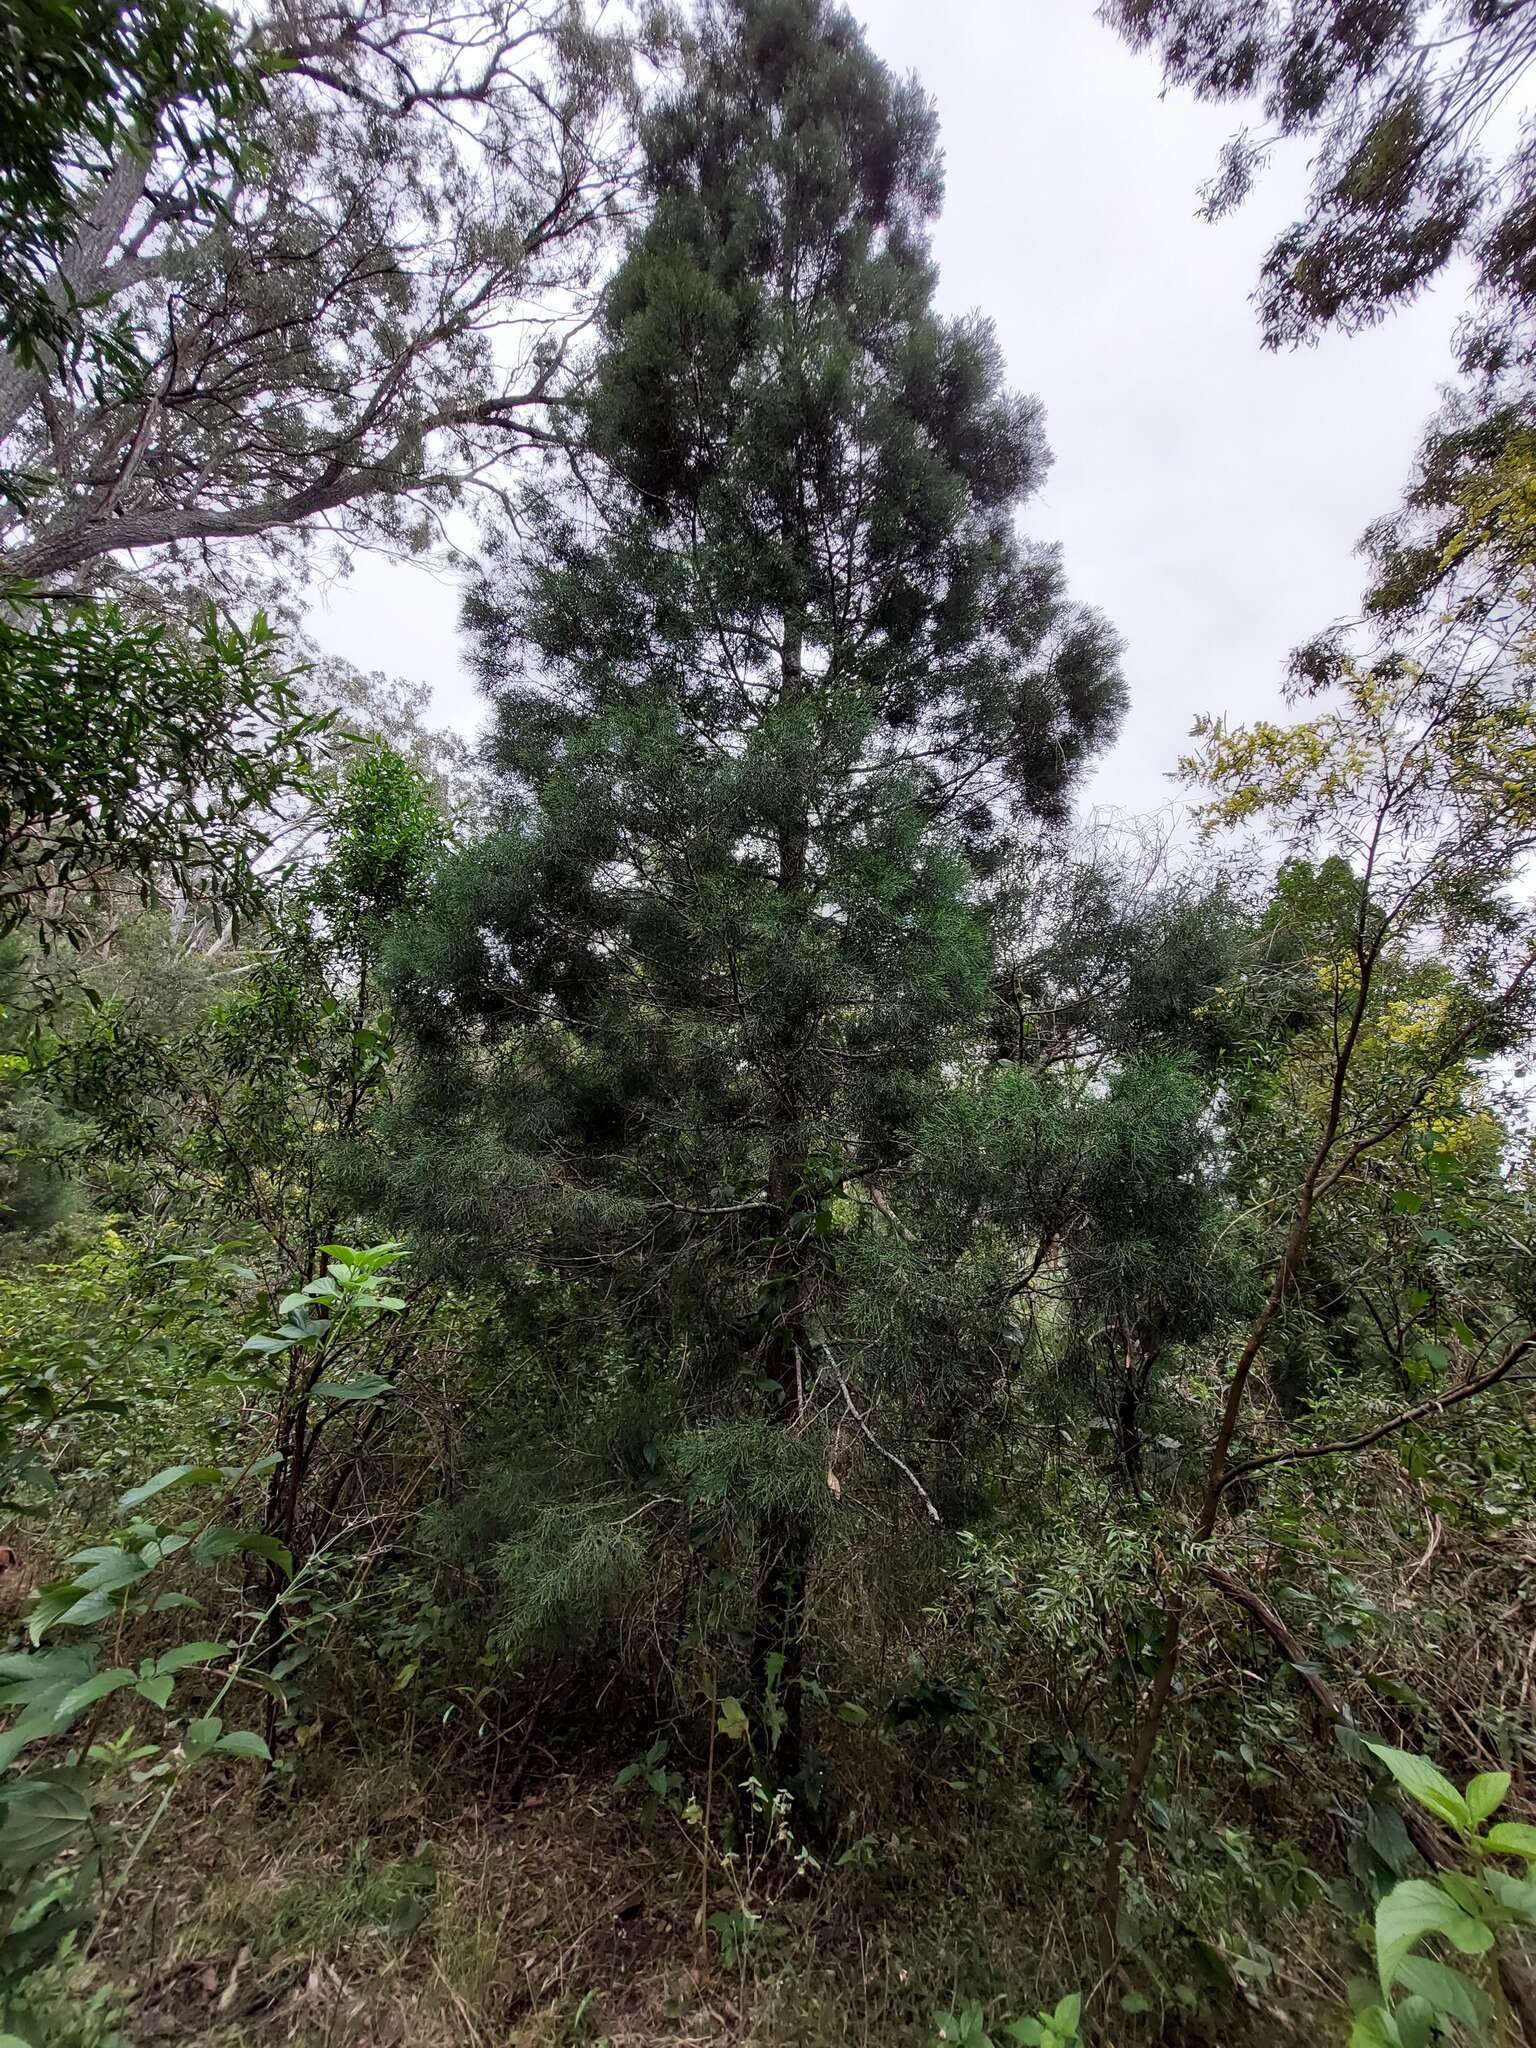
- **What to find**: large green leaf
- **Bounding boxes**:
[152,1641,228,1676]
[1364,1798,1416,1877]
[183,1715,222,1759]
[118,1463,223,1512]
[190,1528,292,1578]
[0,1646,98,1760]
[0,1709,67,1773]
[1465,1771,1510,1825]
[1376,1878,1493,1994]
[311,1373,394,1403]
[1485,1867,1536,1925]
[1051,1994,1081,2037]
[0,1645,96,1703]
[1392,1955,1489,2032]
[52,1668,136,1722]
[65,1547,150,1595]
[1438,1871,1491,1919]
[1365,1744,1473,1832]
[45,1587,120,1636]
[1391,1998,1436,2048]
[1347,2009,1398,2048]
[1484,1822,1536,1862]
[214,1730,270,1762]
[0,1776,91,1875]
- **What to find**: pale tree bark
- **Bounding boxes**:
[0,146,153,441]
[1,0,631,591]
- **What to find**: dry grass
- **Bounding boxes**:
[97,1756,731,2048]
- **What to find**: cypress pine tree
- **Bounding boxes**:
[378,0,1124,1763]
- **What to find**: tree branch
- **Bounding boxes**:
[1219,1337,1534,1496]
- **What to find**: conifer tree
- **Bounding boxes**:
[377,0,1123,1761]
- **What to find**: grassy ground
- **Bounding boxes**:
[12,1378,1535,2045]
[35,1704,1345,2048]
[98,1762,705,2047]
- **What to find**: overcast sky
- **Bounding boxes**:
[305,0,1467,820]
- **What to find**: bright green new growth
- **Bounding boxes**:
[934,1991,1082,2048]
[0,1242,407,1983]
[1346,1742,1536,2047]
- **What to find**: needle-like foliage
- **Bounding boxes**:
[375,0,1123,1729]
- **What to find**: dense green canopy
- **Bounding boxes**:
[372,0,1123,1752]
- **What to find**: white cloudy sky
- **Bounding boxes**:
[305,0,1467,818]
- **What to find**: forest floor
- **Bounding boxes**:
[75,1729,1132,2048]
[106,1764,711,2048]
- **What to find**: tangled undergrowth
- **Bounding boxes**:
[6,1220,1532,2048]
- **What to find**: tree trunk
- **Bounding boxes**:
[747,603,813,1785]
[1116,1328,1147,1502]
[0,144,153,441]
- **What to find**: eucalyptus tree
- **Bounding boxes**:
[1102,0,1536,670]
[1101,0,1536,365]
[0,0,638,593]
[0,0,254,394]
[376,0,1123,1765]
